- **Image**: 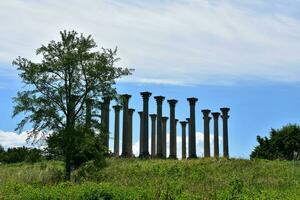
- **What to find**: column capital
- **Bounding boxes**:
[149,114,157,119]
[167,99,178,105]
[154,96,165,103]
[211,112,220,119]
[121,94,132,100]
[202,109,211,116]
[186,118,190,122]
[180,121,188,127]
[112,105,122,111]
[162,116,169,121]
[128,108,135,115]
[175,119,179,123]
[220,107,230,114]
[138,111,143,116]
[187,97,198,105]
[140,91,152,99]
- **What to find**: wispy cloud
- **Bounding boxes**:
[1,0,300,85]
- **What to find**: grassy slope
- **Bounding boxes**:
[0,158,300,199]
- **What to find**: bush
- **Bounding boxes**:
[251,124,300,160]
[0,146,42,164]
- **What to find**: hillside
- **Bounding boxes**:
[0,158,299,199]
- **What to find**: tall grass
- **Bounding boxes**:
[0,158,299,199]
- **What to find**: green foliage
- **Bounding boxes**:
[251,124,300,160]
[45,126,106,169]
[1,159,299,199]
[12,30,133,179]
[0,147,42,164]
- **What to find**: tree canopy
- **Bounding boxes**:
[250,124,300,160]
[12,30,132,179]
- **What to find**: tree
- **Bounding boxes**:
[251,124,300,160]
[12,30,132,180]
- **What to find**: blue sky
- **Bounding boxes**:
[1,0,300,158]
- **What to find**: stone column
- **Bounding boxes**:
[180,121,187,159]
[186,118,190,158]
[220,107,230,158]
[138,111,143,157]
[162,116,168,158]
[202,109,211,157]
[212,112,220,158]
[154,96,165,158]
[168,99,178,159]
[128,108,135,157]
[150,114,157,157]
[113,105,122,157]
[140,92,152,157]
[121,94,131,157]
[85,98,93,128]
[101,97,111,149]
[187,97,198,158]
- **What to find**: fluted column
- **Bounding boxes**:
[154,96,165,158]
[202,109,211,157]
[121,94,131,157]
[138,111,143,157]
[212,112,220,158]
[220,108,230,158]
[150,114,157,157]
[113,105,122,157]
[101,97,111,149]
[168,99,178,159]
[85,98,93,128]
[180,121,187,159]
[162,116,168,158]
[140,91,152,157]
[187,97,198,158]
[128,108,135,157]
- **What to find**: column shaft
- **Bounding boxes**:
[113,105,122,157]
[212,112,220,158]
[128,108,135,157]
[150,114,157,157]
[168,99,178,159]
[180,121,187,159]
[187,98,198,158]
[121,94,131,157]
[138,111,143,157]
[162,117,168,158]
[154,96,165,158]
[202,109,211,157]
[140,92,152,157]
[221,108,230,158]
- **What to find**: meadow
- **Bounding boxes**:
[0,158,299,199]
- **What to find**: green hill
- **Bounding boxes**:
[0,158,299,199]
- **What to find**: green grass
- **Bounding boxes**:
[0,158,300,199]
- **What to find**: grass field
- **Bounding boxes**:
[0,158,299,199]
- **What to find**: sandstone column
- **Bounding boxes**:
[121,94,131,157]
[128,108,135,157]
[113,105,122,157]
[202,109,211,157]
[162,116,168,158]
[180,121,187,159]
[150,114,157,157]
[140,92,152,157]
[168,99,178,159]
[187,97,198,158]
[138,111,143,157]
[186,118,190,158]
[154,96,165,158]
[212,112,220,158]
[220,107,230,158]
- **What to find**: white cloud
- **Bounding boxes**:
[0,130,29,149]
[1,1,300,85]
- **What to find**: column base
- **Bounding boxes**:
[168,155,177,159]
[139,153,150,158]
[188,155,197,159]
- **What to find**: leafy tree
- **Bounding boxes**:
[0,145,4,153]
[251,124,300,160]
[12,30,132,180]
[0,146,42,163]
